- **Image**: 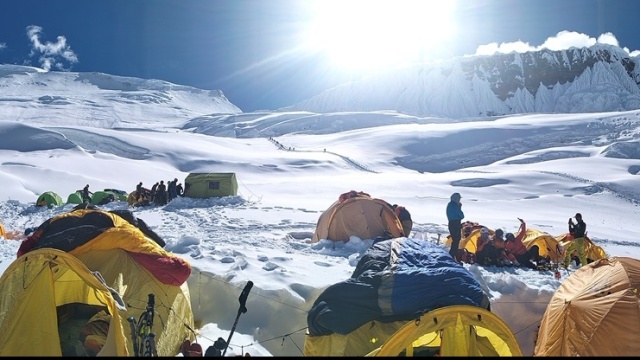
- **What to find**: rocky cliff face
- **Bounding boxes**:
[287,44,640,118]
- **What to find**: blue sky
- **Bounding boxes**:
[1,0,639,112]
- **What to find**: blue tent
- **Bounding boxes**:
[307,237,488,336]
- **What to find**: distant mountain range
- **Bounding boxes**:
[285,44,640,118]
[2,43,640,126]
[0,64,241,128]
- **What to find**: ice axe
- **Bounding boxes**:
[222,280,254,357]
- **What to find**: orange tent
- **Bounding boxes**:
[535,257,640,356]
[312,191,405,243]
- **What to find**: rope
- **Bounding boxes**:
[236,177,263,203]
[193,270,309,314]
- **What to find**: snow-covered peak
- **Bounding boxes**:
[286,44,640,118]
[0,64,242,128]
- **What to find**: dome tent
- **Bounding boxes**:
[534,257,640,356]
[367,305,522,356]
[303,237,517,357]
[103,188,128,202]
[36,191,64,207]
[90,190,117,205]
[15,208,194,356]
[312,190,405,243]
[0,248,129,356]
[66,191,84,205]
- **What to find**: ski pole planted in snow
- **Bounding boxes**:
[222,280,253,357]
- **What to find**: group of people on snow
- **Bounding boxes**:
[135,178,184,207]
[446,192,590,270]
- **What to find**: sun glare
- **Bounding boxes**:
[302,0,457,71]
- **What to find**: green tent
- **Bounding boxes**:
[90,191,117,205]
[184,173,238,198]
[66,191,84,205]
[103,189,128,202]
[36,191,64,207]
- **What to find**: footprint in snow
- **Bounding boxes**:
[314,261,332,267]
[262,262,279,271]
[231,257,248,270]
[272,256,291,261]
[220,256,235,263]
[257,255,269,262]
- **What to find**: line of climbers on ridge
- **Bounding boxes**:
[135,178,184,207]
[446,192,593,270]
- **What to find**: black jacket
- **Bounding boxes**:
[569,220,586,238]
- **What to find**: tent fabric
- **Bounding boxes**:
[444,222,493,254]
[184,172,238,198]
[15,208,195,356]
[0,248,129,356]
[556,233,607,263]
[366,305,522,356]
[446,224,564,262]
[90,190,117,205]
[521,228,563,262]
[36,191,64,207]
[66,191,84,205]
[306,237,488,339]
[18,209,187,284]
[534,257,640,356]
[103,188,128,202]
[0,221,4,238]
[312,192,405,243]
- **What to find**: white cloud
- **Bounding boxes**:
[26,25,78,71]
[475,30,639,57]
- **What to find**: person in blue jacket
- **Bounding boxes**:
[446,192,465,261]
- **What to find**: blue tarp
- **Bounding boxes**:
[307,237,487,336]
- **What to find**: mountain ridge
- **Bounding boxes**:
[284,44,640,118]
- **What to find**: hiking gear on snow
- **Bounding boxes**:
[222,281,253,357]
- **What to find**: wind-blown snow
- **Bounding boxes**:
[0,65,638,356]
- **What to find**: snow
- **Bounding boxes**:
[0,66,639,356]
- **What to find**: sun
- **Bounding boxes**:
[301,0,457,71]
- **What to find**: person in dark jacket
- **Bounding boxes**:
[392,204,413,237]
[82,184,92,203]
[150,182,159,201]
[168,178,178,201]
[176,182,184,197]
[135,182,143,201]
[155,180,167,205]
[564,213,587,268]
[446,192,465,261]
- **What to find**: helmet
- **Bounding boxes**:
[495,229,504,237]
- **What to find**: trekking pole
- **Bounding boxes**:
[222,281,253,357]
[142,293,157,357]
[128,316,140,356]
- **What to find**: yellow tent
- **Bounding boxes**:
[535,257,640,356]
[0,221,4,238]
[556,233,607,263]
[0,248,129,356]
[312,191,404,242]
[184,172,238,198]
[445,224,564,262]
[304,305,522,356]
[15,209,195,356]
[521,228,563,262]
